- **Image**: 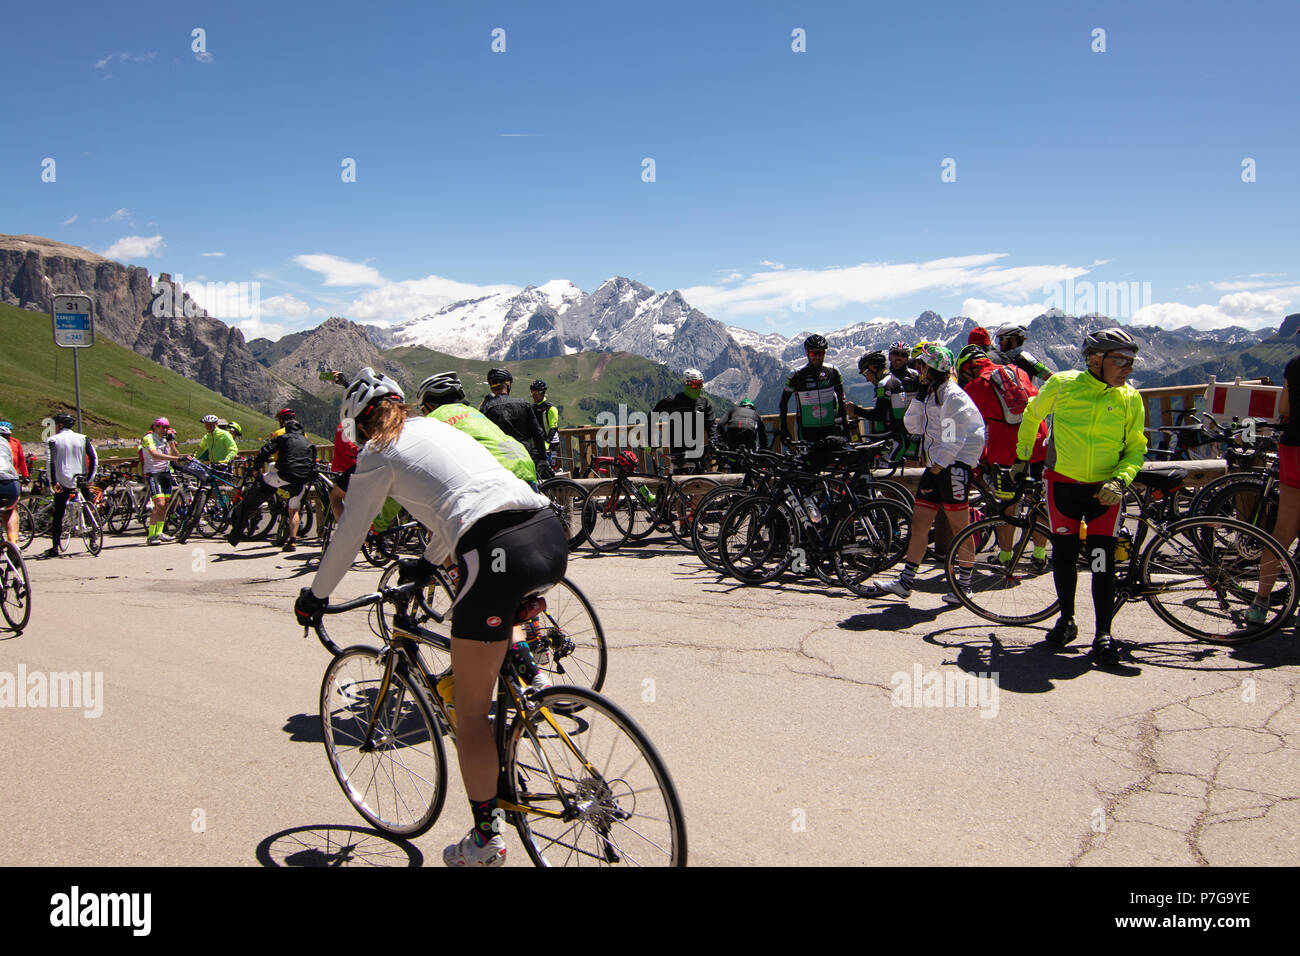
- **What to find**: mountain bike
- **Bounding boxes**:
[310,581,685,865]
[176,462,244,543]
[945,473,1300,645]
[0,539,31,631]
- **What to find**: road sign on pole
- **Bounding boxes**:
[51,293,95,433]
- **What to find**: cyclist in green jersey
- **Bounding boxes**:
[191,414,238,465]
[418,372,539,489]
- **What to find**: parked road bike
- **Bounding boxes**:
[310,580,685,865]
[538,477,589,551]
[945,470,1300,646]
[582,455,718,551]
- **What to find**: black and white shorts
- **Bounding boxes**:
[916,463,972,512]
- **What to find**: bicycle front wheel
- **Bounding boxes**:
[16,501,36,550]
[504,686,686,867]
[717,495,798,584]
[530,578,606,695]
[1,543,32,631]
[1139,515,1300,644]
[690,485,754,573]
[539,478,589,551]
[665,477,719,548]
[831,498,912,596]
[945,516,1059,624]
[320,647,449,837]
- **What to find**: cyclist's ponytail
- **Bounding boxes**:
[357,399,410,451]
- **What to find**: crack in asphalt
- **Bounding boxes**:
[1070,680,1300,865]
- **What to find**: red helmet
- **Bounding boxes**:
[276,407,296,421]
[617,450,640,471]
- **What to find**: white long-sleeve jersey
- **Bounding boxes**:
[902,381,986,469]
[311,416,548,599]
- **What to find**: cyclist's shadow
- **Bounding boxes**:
[920,624,1111,693]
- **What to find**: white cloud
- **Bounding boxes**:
[959,298,1047,329]
[256,294,319,319]
[344,275,521,323]
[236,317,291,341]
[681,254,1089,318]
[293,254,387,287]
[1210,277,1295,292]
[108,207,131,221]
[94,52,156,71]
[759,260,785,270]
[199,251,224,257]
[62,215,77,226]
[102,235,165,260]
[194,51,214,64]
[1132,288,1300,331]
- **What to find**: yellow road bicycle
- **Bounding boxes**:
[307,580,687,866]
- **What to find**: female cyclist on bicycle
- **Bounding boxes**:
[295,369,568,867]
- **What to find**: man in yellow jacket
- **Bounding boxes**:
[1012,328,1147,664]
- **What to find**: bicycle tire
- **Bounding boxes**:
[689,484,754,572]
[16,500,36,550]
[504,686,687,867]
[83,503,103,556]
[620,475,666,541]
[717,494,799,584]
[852,476,915,512]
[319,646,449,837]
[1139,514,1300,645]
[582,480,633,552]
[104,489,133,534]
[1,542,32,631]
[666,477,719,548]
[539,478,589,551]
[830,498,912,596]
[1186,469,1270,518]
[176,489,205,544]
[945,516,1059,624]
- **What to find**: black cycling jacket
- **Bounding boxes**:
[253,420,316,481]
[480,393,547,458]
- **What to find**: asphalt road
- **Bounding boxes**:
[3,524,1299,867]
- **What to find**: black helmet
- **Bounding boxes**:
[530,379,547,393]
[858,350,887,372]
[956,344,987,370]
[53,412,76,427]
[1081,327,1139,357]
[486,368,513,385]
[803,334,828,352]
[418,371,465,407]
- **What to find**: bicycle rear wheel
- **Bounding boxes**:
[505,686,686,867]
[1140,515,1299,644]
[945,516,1059,624]
[320,646,449,837]
[666,477,718,548]
[82,504,103,556]
[104,489,132,534]
[582,480,633,552]
[529,578,606,696]
[1,543,32,631]
[16,500,36,550]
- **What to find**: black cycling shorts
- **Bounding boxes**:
[0,479,19,509]
[451,507,569,642]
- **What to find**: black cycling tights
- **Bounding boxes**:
[1050,533,1118,636]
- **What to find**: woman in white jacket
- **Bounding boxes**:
[877,344,986,604]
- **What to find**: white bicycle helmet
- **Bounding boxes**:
[200,414,219,424]
[341,367,405,426]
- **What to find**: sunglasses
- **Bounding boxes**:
[807,350,826,357]
[1104,354,1136,369]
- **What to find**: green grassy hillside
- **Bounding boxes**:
[383,346,735,425]
[0,301,281,446]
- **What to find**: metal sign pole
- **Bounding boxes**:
[73,348,83,433]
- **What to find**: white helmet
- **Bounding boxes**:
[340,367,405,427]
[683,368,704,383]
[200,414,219,424]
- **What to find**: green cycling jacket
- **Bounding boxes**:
[1015,368,1147,485]
[427,403,537,484]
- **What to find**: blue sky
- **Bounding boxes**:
[3,0,1298,340]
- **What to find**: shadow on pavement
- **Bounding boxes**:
[917,625,1122,693]
[282,712,323,743]
[255,824,423,867]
